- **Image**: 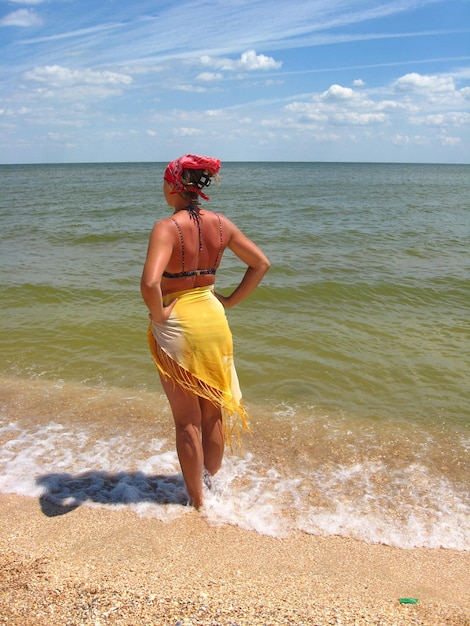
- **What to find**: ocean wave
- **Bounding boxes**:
[1,380,468,550]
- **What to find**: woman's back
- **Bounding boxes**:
[161,209,226,295]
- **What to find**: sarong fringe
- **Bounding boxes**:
[147,324,250,450]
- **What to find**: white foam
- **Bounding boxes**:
[0,418,469,549]
[201,456,290,537]
[296,461,470,550]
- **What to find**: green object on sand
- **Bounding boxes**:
[399,598,418,604]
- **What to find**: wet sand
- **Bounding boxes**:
[0,493,468,625]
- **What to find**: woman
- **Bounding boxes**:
[141,154,270,509]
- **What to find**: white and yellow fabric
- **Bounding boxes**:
[148,285,249,448]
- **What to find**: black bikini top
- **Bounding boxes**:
[163,211,223,279]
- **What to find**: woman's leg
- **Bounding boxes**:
[159,375,204,509]
[199,397,224,476]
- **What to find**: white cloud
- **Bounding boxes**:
[200,50,282,73]
[282,67,470,144]
[392,72,470,109]
[460,87,470,100]
[196,72,223,82]
[175,84,207,93]
[286,84,377,127]
[321,85,356,101]
[172,127,203,136]
[375,100,409,112]
[390,133,411,145]
[19,65,133,101]
[410,112,470,127]
[30,85,125,101]
[332,111,388,125]
[440,135,461,146]
[205,109,231,119]
[48,132,74,142]
[238,50,282,71]
[0,8,42,27]
[284,104,328,124]
[23,65,132,87]
[394,72,456,95]
[389,133,431,146]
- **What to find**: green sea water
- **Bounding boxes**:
[1,162,469,548]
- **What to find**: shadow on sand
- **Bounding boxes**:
[36,470,188,517]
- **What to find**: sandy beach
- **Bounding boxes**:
[0,494,468,625]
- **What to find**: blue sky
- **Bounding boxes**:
[1,0,469,163]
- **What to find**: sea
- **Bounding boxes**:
[1,161,469,550]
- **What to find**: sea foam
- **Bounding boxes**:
[1,416,468,549]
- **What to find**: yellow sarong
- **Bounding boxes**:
[147,285,249,448]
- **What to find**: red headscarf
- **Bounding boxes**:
[164,154,221,200]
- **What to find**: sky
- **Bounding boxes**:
[1,0,469,164]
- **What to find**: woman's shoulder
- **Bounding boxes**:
[154,214,179,227]
[204,210,234,226]
[207,210,239,233]
[150,216,177,238]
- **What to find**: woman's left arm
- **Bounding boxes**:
[140,221,178,323]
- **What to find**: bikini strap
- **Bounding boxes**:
[212,213,223,270]
[168,212,223,275]
[170,217,185,272]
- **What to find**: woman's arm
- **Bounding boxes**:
[214,218,270,308]
[140,221,178,322]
